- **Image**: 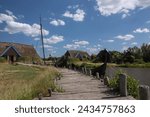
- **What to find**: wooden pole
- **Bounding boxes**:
[40,17,46,65]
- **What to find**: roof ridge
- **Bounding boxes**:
[0,42,33,47]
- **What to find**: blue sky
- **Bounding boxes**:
[0,0,150,57]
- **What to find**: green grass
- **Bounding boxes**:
[0,63,62,100]
[0,57,6,63]
[108,70,139,99]
[71,61,118,69]
[117,63,150,68]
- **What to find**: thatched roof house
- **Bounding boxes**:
[0,42,41,63]
[56,50,90,67]
[95,49,111,63]
[64,50,90,60]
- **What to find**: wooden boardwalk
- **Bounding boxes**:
[43,68,134,100]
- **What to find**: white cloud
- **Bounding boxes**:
[115,34,135,41]
[96,0,150,17]
[122,42,127,45]
[4,21,49,37]
[146,20,150,24]
[50,19,65,26]
[18,15,24,19]
[44,35,64,44]
[63,44,80,49]
[131,42,138,45]
[74,40,89,45]
[86,47,99,54]
[133,28,150,33]
[34,38,40,41]
[122,13,130,19]
[67,5,79,9]
[63,40,89,49]
[122,14,127,19]
[0,11,49,37]
[122,46,128,51]
[0,13,15,23]
[97,44,101,47]
[63,9,85,22]
[106,39,114,42]
[44,45,53,48]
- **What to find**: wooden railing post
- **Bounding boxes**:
[96,72,100,79]
[119,74,128,96]
[139,85,150,100]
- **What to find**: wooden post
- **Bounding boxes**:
[48,88,52,97]
[104,76,109,86]
[38,93,43,100]
[87,69,90,75]
[96,72,100,79]
[100,75,104,79]
[84,67,87,75]
[139,85,150,100]
[119,74,128,96]
[89,69,92,76]
[82,67,84,74]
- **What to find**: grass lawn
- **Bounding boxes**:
[0,63,61,100]
[73,61,150,68]
[117,63,150,68]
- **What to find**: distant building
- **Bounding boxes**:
[95,49,111,63]
[64,50,90,60]
[56,50,90,67]
[0,42,41,63]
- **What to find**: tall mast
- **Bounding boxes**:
[40,17,46,65]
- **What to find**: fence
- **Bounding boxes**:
[38,66,150,100]
[67,65,150,100]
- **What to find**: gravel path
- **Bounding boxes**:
[43,68,134,100]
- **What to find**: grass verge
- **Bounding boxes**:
[0,63,62,100]
[117,63,150,68]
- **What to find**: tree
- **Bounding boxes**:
[123,51,135,63]
[127,46,142,59]
[141,44,150,62]
[109,51,123,64]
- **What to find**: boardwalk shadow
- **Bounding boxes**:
[100,89,121,99]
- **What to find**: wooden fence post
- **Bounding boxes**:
[82,67,84,74]
[48,88,52,97]
[104,76,109,86]
[139,85,150,100]
[96,72,100,79]
[89,69,92,76]
[84,67,87,75]
[119,74,128,96]
[38,93,43,100]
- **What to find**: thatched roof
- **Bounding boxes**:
[0,42,40,58]
[65,50,90,59]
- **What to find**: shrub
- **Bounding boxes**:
[68,58,80,64]
[108,70,139,98]
[17,57,42,64]
[80,62,98,68]
[0,57,6,63]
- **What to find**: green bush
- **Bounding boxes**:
[68,58,80,63]
[17,56,42,63]
[80,62,98,68]
[108,70,139,98]
[0,57,6,63]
